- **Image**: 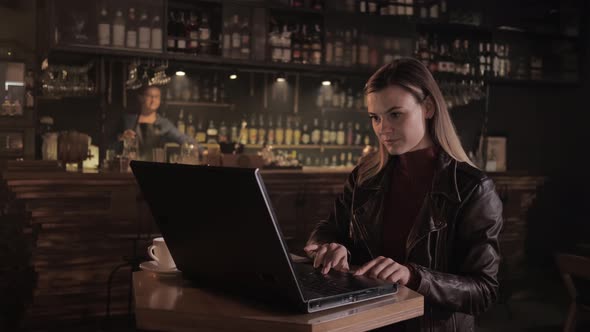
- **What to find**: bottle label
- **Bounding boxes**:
[139,27,150,48]
[152,29,162,50]
[127,31,137,48]
[98,23,110,45]
[112,24,125,46]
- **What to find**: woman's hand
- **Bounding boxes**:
[353,256,411,286]
[119,129,136,141]
[303,243,349,274]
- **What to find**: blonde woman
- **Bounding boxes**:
[305,58,503,332]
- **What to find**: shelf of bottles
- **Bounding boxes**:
[53,0,164,52]
[50,0,580,84]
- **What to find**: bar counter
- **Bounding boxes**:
[0,161,545,326]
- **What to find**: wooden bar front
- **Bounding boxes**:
[0,163,545,326]
[133,271,424,332]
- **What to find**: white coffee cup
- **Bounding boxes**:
[147,237,176,269]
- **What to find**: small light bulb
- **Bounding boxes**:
[175,71,186,76]
[322,80,331,86]
[276,77,286,83]
[229,74,238,80]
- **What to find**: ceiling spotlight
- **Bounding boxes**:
[229,74,238,80]
[175,70,186,76]
[322,80,331,86]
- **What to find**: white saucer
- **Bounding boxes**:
[139,261,181,276]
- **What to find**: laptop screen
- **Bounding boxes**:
[130,161,305,309]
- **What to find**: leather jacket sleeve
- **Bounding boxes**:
[408,178,503,316]
[306,168,357,247]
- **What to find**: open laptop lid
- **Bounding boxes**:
[130,161,306,310]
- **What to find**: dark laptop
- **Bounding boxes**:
[130,161,398,313]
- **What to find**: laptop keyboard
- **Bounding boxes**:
[296,265,366,297]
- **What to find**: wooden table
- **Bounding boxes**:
[133,271,424,332]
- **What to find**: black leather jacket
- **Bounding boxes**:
[308,151,503,332]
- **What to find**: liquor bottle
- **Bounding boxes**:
[187,12,199,54]
[206,120,219,144]
[126,8,137,48]
[222,19,231,58]
[363,123,372,145]
[248,113,258,144]
[176,12,187,52]
[257,114,266,145]
[211,74,219,103]
[485,42,492,77]
[302,25,311,64]
[478,42,486,77]
[322,119,330,145]
[192,76,200,102]
[230,121,238,143]
[97,7,111,46]
[346,121,354,145]
[201,78,211,102]
[291,25,302,64]
[358,33,369,66]
[339,152,346,167]
[293,119,301,145]
[151,15,162,50]
[112,8,126,47]
[311,24,322,65]
[347,152,354,166]
[275,115,284,145]
[367,0,378,14]
[186,113,196,138]
[218,121,228,143]
[199,14,211,54]
[301,122,311,145]
[167,11,177,51]
[269,23,280,62]
[336,121,345,145]
[285,117,293,145]
[354,122,362,145]
[239,116,249,145]
[311,118,321,144]
[333,31,343,66]
[177,109,186,134]
[406,0,414,16]
[196,119,207,143]
[231,15,241,59]
[351,29,358,66]
[240,18,251,59]
[281,24,292,63]
[342,30,352,67]
[329,120,337,144]
[219,83,226,103]
[358,0,367,14]
[138,11,150,49]
[324,31,333,65]
[492,43,500,77]
[267,116,275,145]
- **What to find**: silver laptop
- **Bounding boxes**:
[130,161,398,313]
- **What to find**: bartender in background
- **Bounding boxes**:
[113,84,197,161]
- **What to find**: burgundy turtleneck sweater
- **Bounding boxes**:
[376,146,437,332]
[382,146,438,264]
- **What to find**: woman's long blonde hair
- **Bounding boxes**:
[357,58,474,185]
